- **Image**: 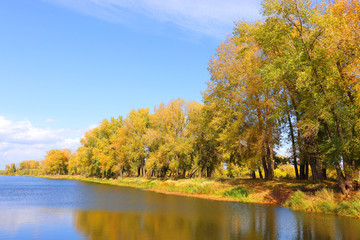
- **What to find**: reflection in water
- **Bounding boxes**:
[0,207,72,233]
[73,205,360,240]
[75,211,219,240]
[0,207,83,240]
[1,176,360,240]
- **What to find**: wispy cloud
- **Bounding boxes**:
[0,116,86,169]
[43,0,262,38]
[45,118,56,123]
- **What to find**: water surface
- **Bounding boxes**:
[0,175,359,240]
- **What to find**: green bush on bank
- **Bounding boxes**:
[223,186,253,199]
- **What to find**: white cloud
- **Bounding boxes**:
[0,207,74,233]
[0,116,85,169]
[43,0,262,38]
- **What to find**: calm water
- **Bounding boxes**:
[0,176,359,240]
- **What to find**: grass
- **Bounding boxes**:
[40,175,360,219]
[285,189,360,218]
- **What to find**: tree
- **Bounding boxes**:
[5,163,17,175]
[205,23,280,180]
[146,99,194,178]
[75,117,123,177]
[186,101,221,178]
[43,149,71,175]
[113,109,149,177]
[260,0,360,193]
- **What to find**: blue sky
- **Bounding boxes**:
[0,0,262,169]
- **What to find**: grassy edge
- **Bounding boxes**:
[40,175,259,203]
[284,189,360,218]
[37,175,360,218]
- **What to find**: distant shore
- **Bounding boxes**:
[38,175,360,219]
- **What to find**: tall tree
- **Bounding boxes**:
[206,23,280,180]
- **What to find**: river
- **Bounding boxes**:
[0,175,359,240]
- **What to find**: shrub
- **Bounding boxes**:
[223,186,252,199]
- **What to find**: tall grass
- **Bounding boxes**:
[285,189,360,218]
[284,191,310,211]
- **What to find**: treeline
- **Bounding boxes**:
[53,100,237,179]
[3,160,42,176]
[2,0,359,195]
[2,99,292,179]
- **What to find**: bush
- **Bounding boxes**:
[223,186,252,199]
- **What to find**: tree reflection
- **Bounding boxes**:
[74,210,225,240]
[73,206,360,240]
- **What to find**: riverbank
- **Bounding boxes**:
[40,175,360,218]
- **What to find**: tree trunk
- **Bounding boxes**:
[300,155,309,180]
[258,168,263,179]
[141,158,145,177]
[322,167,327,180]
[323,121,353,194]
[266,143,274,180]
[251,170,256,179]
[137,166,141,177]
[292,107,307,180]
[262,156,269,180]
[299,163,305,180]
[308,153,322,181]
[200,166,206,178]
[336,163,353,196]
[287,110,299,179]
[207,167,213,178]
